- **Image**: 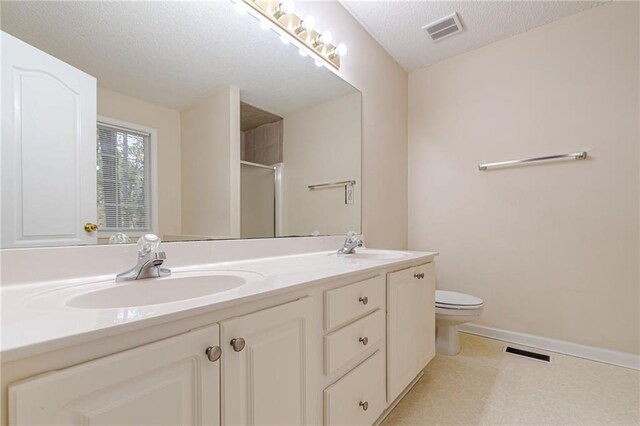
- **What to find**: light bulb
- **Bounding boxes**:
[275,0,295,17]
[301,15,316,31]
[295,15,316,35]
[336,43,347,57]
[319,30,333,45]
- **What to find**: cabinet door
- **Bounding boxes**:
[221,297,313,425]
[9,325,221,426]
[1,31,97,248]
[416,262,436,368]
[386,263,436,403]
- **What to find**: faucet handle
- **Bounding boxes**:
[137,234,161,258]
[345,230,358,243]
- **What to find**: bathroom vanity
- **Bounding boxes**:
[0,240,436,425]
[0,2,435,424]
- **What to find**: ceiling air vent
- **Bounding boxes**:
[423,12,464,42]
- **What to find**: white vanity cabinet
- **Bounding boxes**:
[387,262,436,402]
[8,324,221,426]
[220,297,313,425]
[4,256,438,426]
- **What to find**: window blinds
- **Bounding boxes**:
[97,122,150,232]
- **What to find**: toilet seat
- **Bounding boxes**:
[436,290,483,310]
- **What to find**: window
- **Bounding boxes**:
[97,120,153,233]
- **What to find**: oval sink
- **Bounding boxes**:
[67,273,248,309]
[332,249,411,260]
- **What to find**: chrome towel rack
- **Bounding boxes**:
[478,151,587,171]
[308,180,356,190]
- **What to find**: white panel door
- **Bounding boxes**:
[386,262,436,403]
[8,324,221,426]
[386,266,420,403]
[416,262,436,368]
[221,297,312,426]
[1,31,97,247]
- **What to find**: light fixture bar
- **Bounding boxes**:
[241,0,342,70]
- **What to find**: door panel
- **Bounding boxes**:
[1,31,97,247]
[416,262,436,368]
[221,297,312,425]
[8,324,220,426]
[386,267,419,402]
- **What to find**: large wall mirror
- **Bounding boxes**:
[1,1,361,248]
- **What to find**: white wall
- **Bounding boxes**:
[181,86,240,238]
[97,88,182,237]
[408,2,639,354]
[282,93,361,236]
[294,2,408,249]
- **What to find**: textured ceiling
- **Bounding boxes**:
[1,1,357,115]
[340,1,605,71]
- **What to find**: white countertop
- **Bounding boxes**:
[1,248,436,362]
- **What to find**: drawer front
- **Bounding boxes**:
[325,275,384,331]
[325,309,385,375]
[324,350,386,426]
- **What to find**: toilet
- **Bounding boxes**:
[435,290,484,356]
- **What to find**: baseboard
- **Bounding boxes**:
[459,324,640,371]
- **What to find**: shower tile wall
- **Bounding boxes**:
[241,120,283,165]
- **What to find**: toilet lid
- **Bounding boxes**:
[436,290,483,307]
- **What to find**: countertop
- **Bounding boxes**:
[1,248,436,362]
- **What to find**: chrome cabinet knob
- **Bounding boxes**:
[205,346,222,362]
[359,337,369,346]
[358,296,368,305]
[230,337,246,352]
[359,401,369,411]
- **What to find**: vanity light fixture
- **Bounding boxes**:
[237,0,346,70]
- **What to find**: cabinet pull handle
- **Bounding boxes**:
[359,336,369,346]
[230,337,246,352]
[205,346,222,362]
[358,296,368,305]
[359,401,369,411]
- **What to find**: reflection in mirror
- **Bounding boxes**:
[0,0,361,248]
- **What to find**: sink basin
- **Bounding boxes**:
[67,273,249,309]
[333,249,411,260]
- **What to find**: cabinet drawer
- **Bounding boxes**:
[324,350,386,426]
[324,309,385,375]
[325,275,384,331]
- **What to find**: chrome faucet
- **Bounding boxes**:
[337,231,363,255]
[116,234,171,282]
